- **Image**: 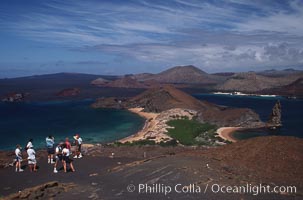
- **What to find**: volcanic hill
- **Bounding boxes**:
[137,65,222,85]
[217,71,303,92]
[261,77,303,98]
[93,85,263,127]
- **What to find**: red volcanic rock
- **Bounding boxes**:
[56,88,80,97]
[212,136,303,186]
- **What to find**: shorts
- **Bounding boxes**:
[63,156,73,164]
[56,154,63,161]
[28,159,37,165]
[77,144,82,152]
[16,156,22,162]
[47,147,55,155]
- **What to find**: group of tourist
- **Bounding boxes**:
[14,134,83,173]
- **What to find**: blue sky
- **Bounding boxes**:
[0,0,303,78]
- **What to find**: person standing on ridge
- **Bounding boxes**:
[26,138,33,150]
[62,144,75,173]
[73,134,83,158]
[46,135,55,164]
[53,142,64,173]
[15,144,23,172]
[27,146,37,172]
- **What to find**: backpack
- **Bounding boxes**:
[56,146,63,154]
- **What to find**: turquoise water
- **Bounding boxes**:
[0,100,144,150]
[194,94,303,140]
[1,95,301,150]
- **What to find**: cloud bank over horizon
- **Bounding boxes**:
[0,0,303,77]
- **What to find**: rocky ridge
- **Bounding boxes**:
[217,72,303,92]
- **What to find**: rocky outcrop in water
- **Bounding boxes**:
[56,88,80,97]
[1,92,28,102]
[268,100,282,127]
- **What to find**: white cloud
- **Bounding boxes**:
[1,0,303,73]
[115,22,171,34]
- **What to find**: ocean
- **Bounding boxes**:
[194,94,303,140]
[0,100,144,150]
[0,95,302,150]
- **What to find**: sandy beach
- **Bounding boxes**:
[216,127,243,142]
[127,108,158,121]
[119,108,161,143]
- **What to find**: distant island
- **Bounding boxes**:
[1,65,303,102]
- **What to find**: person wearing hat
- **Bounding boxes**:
[73,134,83,159]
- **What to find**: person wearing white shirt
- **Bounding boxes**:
[53,142,64,173]
[15,144,24,172]
[62,144,75,173]
[27,147,37,172]
[73,134,83,158]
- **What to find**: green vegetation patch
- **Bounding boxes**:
[166,119,222,146]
